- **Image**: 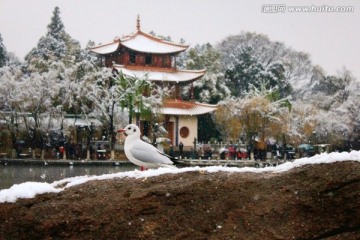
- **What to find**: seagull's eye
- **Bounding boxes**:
[128,127,131,130]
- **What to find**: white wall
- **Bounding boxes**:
[175,116,198,147]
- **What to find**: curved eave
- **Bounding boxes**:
[121,31,188,54]
[159,101,217,116]
[114,65,205,83]
[90,40,120,55]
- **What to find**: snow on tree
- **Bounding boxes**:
[0,60,112,158]
[296,67,354,111]
[0,33,9,67]
[313,73,360,147]
[6,52,23,67]
[287,101,319,145]
[0,62,31,156]
[84,40,102,66]
[214,82,290,150]
[217,32,312,97]
[0,64,65,157]
[149,30,172,42]
[288,67,359,148]
[223,46,290,97]
[25,6,81,72]
[340,80,360,145]
[214,31,360,149]
[0,6,117,158]
[19,71,65,157]
[181,43,230,103]
[113,71,172,124]
[50,59,128,159]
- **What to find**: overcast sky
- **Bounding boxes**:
[1,0,359,80]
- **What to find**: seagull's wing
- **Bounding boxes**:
[129,139,173,165]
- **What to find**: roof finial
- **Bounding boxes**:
[136,15,141,31]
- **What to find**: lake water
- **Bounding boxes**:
[0,163,138,190]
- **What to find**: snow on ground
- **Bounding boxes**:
[1,150,360,203]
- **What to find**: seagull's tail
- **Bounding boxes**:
[159,164,178,169]
[158,152,179,168]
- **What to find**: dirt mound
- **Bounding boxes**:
[0,161,360,239]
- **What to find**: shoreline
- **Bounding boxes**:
[0,158,132,166]
[174,158,289,168]
[0,158,290,168]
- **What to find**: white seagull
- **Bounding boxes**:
[118,124,176,169]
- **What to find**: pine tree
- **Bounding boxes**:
[25,6,81,72]
[47,7,65,39]
[0,34,9,67]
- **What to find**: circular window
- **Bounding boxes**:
[179,127,190,138]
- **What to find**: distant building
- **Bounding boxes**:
[90,16,217,147]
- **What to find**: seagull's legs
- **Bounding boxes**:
[140,166,148,181]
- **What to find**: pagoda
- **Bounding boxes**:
[90,16,217,147]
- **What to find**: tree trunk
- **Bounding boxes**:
[110,150,115,160]
[86,149,90,161]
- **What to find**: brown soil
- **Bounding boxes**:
[0,161,359,240]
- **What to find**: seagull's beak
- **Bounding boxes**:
[118,129,127,136]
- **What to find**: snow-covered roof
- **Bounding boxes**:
[159,100,217,116]
[121,31,188,54]
[90,31,188,55]
[114,65,205,83]
[90,40,120,55]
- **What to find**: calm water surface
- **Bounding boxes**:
[0,163,138,190]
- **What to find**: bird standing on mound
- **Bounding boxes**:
[118,124,176,170]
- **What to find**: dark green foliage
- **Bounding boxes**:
[0,34,9,67]
[224,47,289,97]
[198,114,222,143]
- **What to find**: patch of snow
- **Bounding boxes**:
[0,182,61,203]
[1,151,359,203]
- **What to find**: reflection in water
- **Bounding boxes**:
[0,164,137,190]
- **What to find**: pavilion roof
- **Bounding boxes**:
[159,100,217,116]
[121,31,188,54]
[90,20,188,55]
[90,40,120,55]
[113,64,205,84]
